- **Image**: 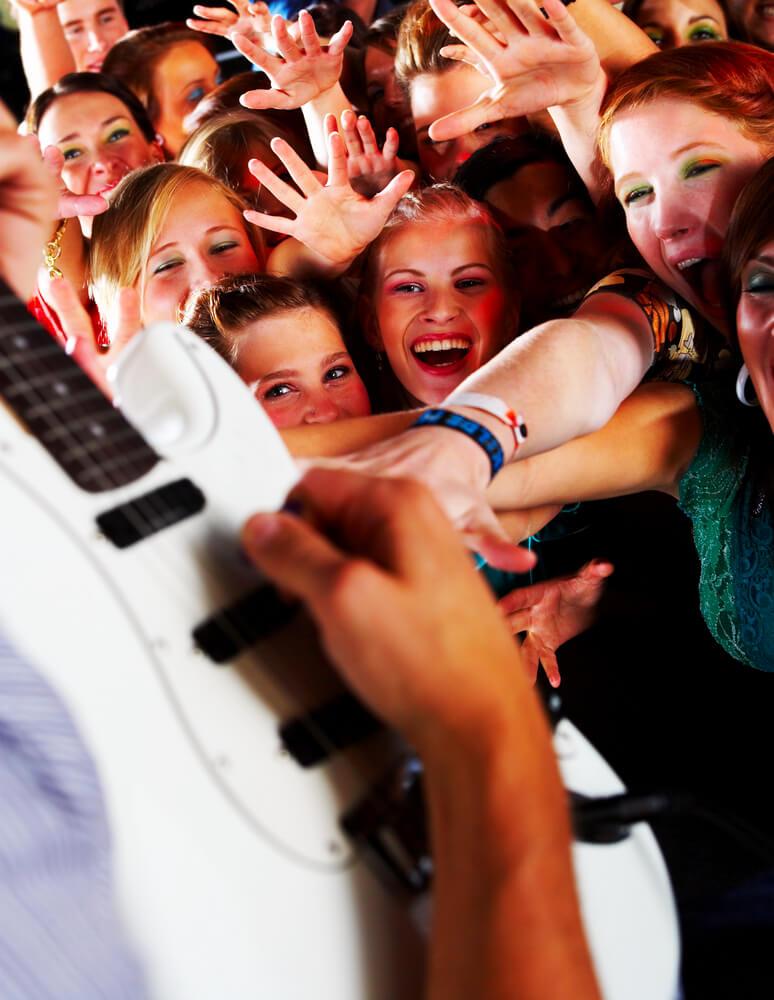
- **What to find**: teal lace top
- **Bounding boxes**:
[678,381,774,671]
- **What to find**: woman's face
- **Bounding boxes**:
[633,0,727,48]
[364,43,416,157]
[142,182,260,325]
[609,99,768,330]
[410,65,526,181]
[372,220,512,405]
[737,239,774,431]
[485,159,609,327]
[38,90,158,198]
[239,307,371,429]
[723,0,774,50]
[153,41,220,157]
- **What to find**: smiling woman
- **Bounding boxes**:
[102,23,220,157]
[26,72,163,238]
[89,163,264,332]
[360,185,517,407]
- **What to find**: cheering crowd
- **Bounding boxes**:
[0,0,773,994]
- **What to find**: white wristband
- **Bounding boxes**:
[444,391,528,447]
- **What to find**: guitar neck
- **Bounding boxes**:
[0,280,158,493]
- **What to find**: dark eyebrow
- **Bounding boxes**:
[321,351,350,367]
[57,114,129,144]
[62,6,117,27]
[384,267,424,280]
[547,192,575,217]
[451,262,494,274]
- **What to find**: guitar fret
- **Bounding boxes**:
[24,385,117,420]
[0,343,68,369]
[78,448,162,484]
[3,363,87,398]
[40,408,130,443]
[0,280,160,491]
[58,423,149,465]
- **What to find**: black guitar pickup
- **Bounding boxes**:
[193,583,297,663]
[96,478,204,548]
[280,693,382,767]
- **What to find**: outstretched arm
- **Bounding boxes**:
[11,0,76,98]
[243,468,601,1000]
[234,10,355,167]
[430,0,655,198]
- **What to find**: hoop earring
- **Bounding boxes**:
[736,363,759,407]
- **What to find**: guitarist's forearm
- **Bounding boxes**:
[421,704,601,1000]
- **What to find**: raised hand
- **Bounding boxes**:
[326,111,411,198]
[0,106,59,301]
[186,0,271,46]
[8,0,62,13]
[237,9,352,111]
[42,145,109,221]
[428,0,602,141]
[244,131,414,268]
[498,558,614,686]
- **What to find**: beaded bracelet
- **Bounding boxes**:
[444,390,528,451]
[409,408,505,480]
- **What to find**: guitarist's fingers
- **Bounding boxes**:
[243,508,352,609]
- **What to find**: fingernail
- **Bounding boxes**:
[246,512,281,544]
[280,497,304,517]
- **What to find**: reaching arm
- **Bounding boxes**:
[11,0,75,98]
[242,468,601,1000]
[234,10,355,168]
[487,380,702,510]
[429,0,656,199]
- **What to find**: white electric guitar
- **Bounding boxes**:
[0,284,680,1000]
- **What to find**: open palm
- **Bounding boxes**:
[237,9,351,111]
[428,0,601,140]
[187,0,271,45]
[244,132,415,267]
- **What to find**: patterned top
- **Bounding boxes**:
[678,381,774,671]
[0,628,147,999]
[585,269,730,382]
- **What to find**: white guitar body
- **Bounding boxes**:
[0,324,680,999]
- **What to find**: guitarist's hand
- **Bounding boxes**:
[242,466,531,751]
[0,102,59,301]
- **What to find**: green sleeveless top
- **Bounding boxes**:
[678,380,774,671]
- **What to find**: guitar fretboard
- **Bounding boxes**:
[0,281,158,493]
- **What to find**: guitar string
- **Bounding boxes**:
[0,305,404,855]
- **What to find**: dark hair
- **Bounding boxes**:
[722,157,774,510]
[25,71,156,142]
[102,23,215,128]
[365,6,408,53]
[302,2,368,47]
[454,133,588,203]
[184,274,341,365]
[723,157,774,331]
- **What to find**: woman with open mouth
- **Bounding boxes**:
[359,185,519,408]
